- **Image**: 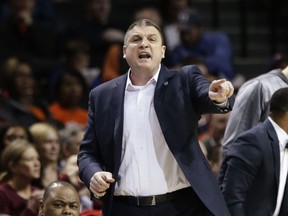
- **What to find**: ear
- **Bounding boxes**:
[8,161,18,173]
[161,45,166,59]
[123,45,126,58]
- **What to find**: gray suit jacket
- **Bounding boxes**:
[223,69,288,153]
[78,64,233,216]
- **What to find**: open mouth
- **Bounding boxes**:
[138,52,151,60]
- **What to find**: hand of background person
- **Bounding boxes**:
[208,79,234,103]
[90,172,115,199]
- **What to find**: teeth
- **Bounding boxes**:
[139,53,150,58]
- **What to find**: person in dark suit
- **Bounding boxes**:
[218,87,288,216]
[77,18,234,216]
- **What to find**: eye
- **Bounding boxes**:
[70,203,79,209]
[130,35,142,43]
[132,37,140,42]
[53,202,64,208]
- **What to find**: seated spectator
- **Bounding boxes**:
[0,140,44,215]
[201,113,230,176]
[160,0,191,51]
[64,0,125,74]
[39,180,80,216]
[49,70,89,127]
[0,123,32,171]
[0,0,60,75]
[0,0,56,27]
[62,40,101,89]
[170,9,234,80]
[0,123,32,151]
[59,154,96,212]
[59,123,85,168]
[0,57,59,127]
[29,122,61,188]
[182,55,220,83]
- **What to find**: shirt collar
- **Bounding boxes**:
[126,65,161,90]
[268,117,288,149]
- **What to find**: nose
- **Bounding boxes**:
[140,37,149,48]
[51,140,60,149]
[62,206,72,215]
[35,159,41,168]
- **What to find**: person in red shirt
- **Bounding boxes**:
[0,140,44,215]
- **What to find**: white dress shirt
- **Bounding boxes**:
[114,65,190,196]
[269,117,288,216]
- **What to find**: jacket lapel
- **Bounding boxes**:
[154,65,176,132]
[265,119,281,186]
[111,74,127,173]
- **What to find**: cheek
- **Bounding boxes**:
[42,143,51,151]
[19,164,36,175]
[45,209,60,216]
[72,209,80,214]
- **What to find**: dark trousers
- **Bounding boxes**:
[110,188,209,216]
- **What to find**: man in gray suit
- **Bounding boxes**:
[219,87,288,216]
[222,65,288,153]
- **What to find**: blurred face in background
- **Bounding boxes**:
[8,0,35,12]
[13,63,35,100]
[180,27,203,47]
[3,126,29,147]
[39,185,80,216]
[85,0,111,24]
[59,73,84,108]
[40,130,60,163]
[11,146,41,180]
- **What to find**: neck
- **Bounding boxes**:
[272,115,288,133]
[130,65,159,86]
[130,70,153,86]
[9,178,31,199]
[42,160,58,169]
[282,66,288,79]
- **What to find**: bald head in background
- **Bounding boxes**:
[39,181,80,216]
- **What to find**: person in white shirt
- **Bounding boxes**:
[77,18,234,216]
[219,87,288,216]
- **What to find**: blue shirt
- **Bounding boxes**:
[170,31,234,80]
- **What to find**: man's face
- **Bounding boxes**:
[180,27,203,47]
[39,187,80,216]
[123,25,166,74]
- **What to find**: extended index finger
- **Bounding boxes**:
[211,79,226,88]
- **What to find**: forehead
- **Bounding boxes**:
[22,147,38,158]
[6,126,27,135]
[127,25,162,39]
[49,187,79,202]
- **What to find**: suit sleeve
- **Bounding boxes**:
[181,65,234,114]
[77,90,104,189]
[219,133,263,216]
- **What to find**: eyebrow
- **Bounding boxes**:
[53,199,79,204]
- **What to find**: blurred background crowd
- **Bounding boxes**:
[0,0,288,215]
